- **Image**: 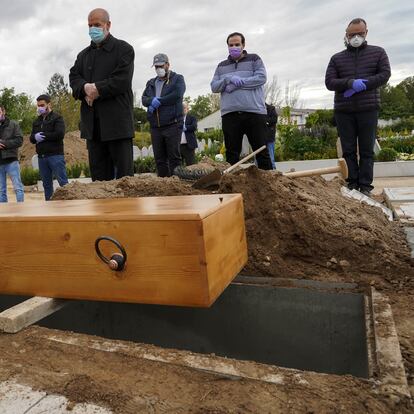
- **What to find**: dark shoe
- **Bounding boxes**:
[347,184,359,191]
[360,189,372,197]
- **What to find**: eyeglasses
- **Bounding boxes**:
[346,32,366,39]
[228,43,242,47]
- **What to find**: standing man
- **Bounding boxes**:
[142,54,185,177]
[0,106,24,203]
[30,95,68,201]
[69,8,135,181]
[180,102,198,166]
[211,32,272,170]
[325,18,390,196]
[265,102,278,169]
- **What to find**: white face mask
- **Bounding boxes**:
[349,35,365,48]
[156,68,166,78]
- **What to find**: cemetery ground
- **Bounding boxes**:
[0,137,413,412]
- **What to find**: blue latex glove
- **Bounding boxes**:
[344,89,356,98]
[352,79,367,92]
[34,132,45,143]
[151,97,161,109]
[225,84,237,93]
[148,105,155,114]
[230,75,244,87]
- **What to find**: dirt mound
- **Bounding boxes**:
[19,130,88,168]
[53,166,413,289]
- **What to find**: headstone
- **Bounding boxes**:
[31,154,39,170]
[141,146,149,157]
[241,135,251,157]
[148,145,154,157]
[133,146,141,160]
[207,138,212,149]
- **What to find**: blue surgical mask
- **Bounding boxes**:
[37,107,48,116]
[89,27,106,44]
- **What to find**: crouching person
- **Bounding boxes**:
[30,94,68,200]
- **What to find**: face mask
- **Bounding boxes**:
[229,46,242,59]
[0,115,4,122]
[89,27,106,44]
[156,68,166,78]
[37,107,48,116]
[349,35,365,48]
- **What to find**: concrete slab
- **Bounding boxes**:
[393,203,414,222]
[404,228,414,258]
[384,187,414,203]
[0,380,112,414]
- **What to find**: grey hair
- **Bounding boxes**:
[88,8,110,22]
[347,18,367,28]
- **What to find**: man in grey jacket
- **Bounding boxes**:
[0,105,24,202]
[211,32,272,169]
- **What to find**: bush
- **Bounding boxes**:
[134,156,156,173]
[20,166,40,186]
[196,129,224,143]
[70,163,82,178]
[376,148,398,162]
[380,135,414,154]
[81,162,90,178]
[134,131,152,148]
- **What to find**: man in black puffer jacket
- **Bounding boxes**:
[325,18,390,195]
[30,94,68,200]
[142,54,186,177]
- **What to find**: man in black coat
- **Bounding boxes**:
[265,103,278,169]
[325,18,390,195]
[30,94,68,200]
[180,102,198,166]
[69,8,135,181]
[142,54,186,177]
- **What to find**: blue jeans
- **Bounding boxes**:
[267,142,276,169]
[38,155,68,200]
[0,161,24,202]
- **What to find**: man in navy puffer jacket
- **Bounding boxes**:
[325,18,391,195]
[142,54,186,177]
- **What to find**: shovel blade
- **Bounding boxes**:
[192,169,222,189]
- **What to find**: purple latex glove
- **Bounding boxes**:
[352,79,367,92]
[230,75,244,87]
[225,83,237,93]
[34,132,45,143]
[344,89,356,98]
[151,97,161,108]
[148,105,155,114]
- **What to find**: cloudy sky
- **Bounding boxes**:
[0,0,413,109]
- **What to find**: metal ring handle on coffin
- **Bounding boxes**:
[95,236,127,271]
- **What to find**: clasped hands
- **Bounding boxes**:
[225,75,245,93]
[344,79,367,98]
[84,83,99,106]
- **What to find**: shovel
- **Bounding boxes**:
[192,145,267,189]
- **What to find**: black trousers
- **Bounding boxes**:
[221,111,272,170]
[180,144,196,166]
[151,123,181,177]
[335,110,378,191]
[87,138,134,181]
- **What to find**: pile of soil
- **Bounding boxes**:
[19,131,88,168]
[53,166,413,290]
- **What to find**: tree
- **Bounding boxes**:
[305,109,335,128]
[398,76,414,113]
[0,87,36,133]
[45,73,80,132]
[133,107,147,130]
[283,81,302,108]
[380,84,411,119]
[189,94,213,120]
[264,75,283,107]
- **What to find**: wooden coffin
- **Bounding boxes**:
[0,194,247,307]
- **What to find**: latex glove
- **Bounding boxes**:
[148,105,155,114]
[84,83,99,100]
[183,124,187,132]
[230,75,244,87]
[352,79,367,92]
[34,132,45,143]
[344,89,356,98]
[151,97,161,109]
[225,83,237,93]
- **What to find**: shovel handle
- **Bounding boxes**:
[223,145,267,174]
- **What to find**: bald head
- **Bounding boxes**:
[88,8,110,22]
